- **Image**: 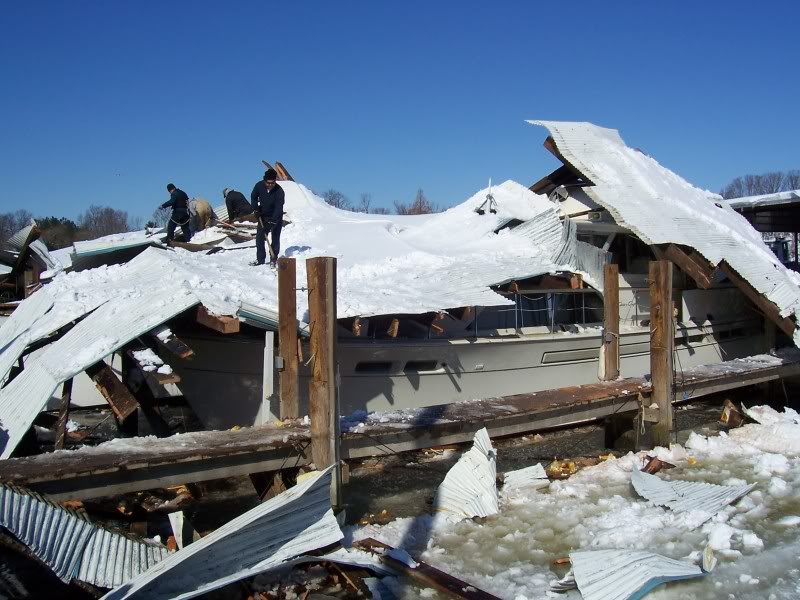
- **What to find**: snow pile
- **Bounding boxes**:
[132,348,172,375]
[348,405,800,599]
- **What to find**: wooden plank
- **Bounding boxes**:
[126,350,181,386]
[274,161,295,181]
[602,264,620,381]
[657,244,714,289]
[278,257,299,419]
[719,261,796,337]
[306,257,342,507]
[649,260,674,446]
[85,361,140,422]
[196,305,240,334]
[354,538,501,600]
[150,325,194,360]
[54,379,73,450]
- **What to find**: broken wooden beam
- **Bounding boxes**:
[719,261,796,337]
[278,257,299,419]
[126,350,181,386]
[387,318,400,338]
[150,325,194,360]
[654,244,714,289]
[54,379,73,450]
[274,161,294,181]
[354,538,501,600]
[168,240,219,252]
[649,260,674,447]
[85,361,140,422]
[196,305,240,334]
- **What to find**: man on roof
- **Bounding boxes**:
[161,183,191,242]
[223,187,254,223]
[250,168,285,267]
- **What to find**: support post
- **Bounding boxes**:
[306,257,342,508]
[602,263,620,380]
[649,260,674,447]
[262,331,275,423]
[54,379,73,450]
[278,257,299,419]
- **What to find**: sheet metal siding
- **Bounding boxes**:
[7,224,35,251]
[529,121,800,342]
[29,239,60,271]
[631,469,755,525]
[726,190,800,209]
[103,468,343,600]
[503,464,548,490]
[570,549,704,600]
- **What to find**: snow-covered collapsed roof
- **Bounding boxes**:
[0,180,606,459]
[529,120,800,344]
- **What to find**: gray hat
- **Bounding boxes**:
[223,188,230,198]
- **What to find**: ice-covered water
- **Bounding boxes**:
[349,408,800,599]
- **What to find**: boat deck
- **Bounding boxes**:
[1,351,798,500]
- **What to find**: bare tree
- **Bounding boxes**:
[371,206,390,215]
[150,206,171,227]
[357,193,372,213]
[785,170,800,191]
[0,209,34,245]
[760,171,785,194]
[77,205,132,238]
[395,189,439,215]
[322,189,350,210]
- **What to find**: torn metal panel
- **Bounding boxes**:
[432,427,498,520]
[570,549,704,600]
[29,239,61,272]
[0,286,198,458]
[238,301,311,338]
[0,483,169,585]
[103,467,343,600]
[6,223,37,252]
[77,526,170,589]
[503,463,549,491]
[631,469,755,525]
[529,121,800,343]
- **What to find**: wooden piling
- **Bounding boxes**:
[649,260,674,447]
[278,258,299,419]
[602,263,620,381]
[306,257,342,507]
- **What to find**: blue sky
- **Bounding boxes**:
[1,1,798,221]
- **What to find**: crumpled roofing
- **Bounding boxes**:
[432,427,498,520]
[570,549,704,600]
[631,468,755,527]
[529,121,800,345]
[0,482,169,586]
[102,467,343,600]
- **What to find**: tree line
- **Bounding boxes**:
[720,169,800,199]
[0,206,142,250]
[320,188,441,215]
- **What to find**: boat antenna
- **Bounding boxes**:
[475,178,498,215]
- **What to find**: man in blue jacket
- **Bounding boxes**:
[161,183,191,242]
[250,168,285,266]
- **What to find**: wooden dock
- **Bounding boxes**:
[1,352,798,500]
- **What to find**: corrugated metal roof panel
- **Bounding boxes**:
[78,527,171,588]
[0,483,169,585]
[7,223,36,251]
[570,549,704,600]
[528,121,800,344]
[432,428,498,520]
[0,263,12,276]
[73,237,163,257]
[29,239,60,272]
[102,467,343,600]
[0,273,198,458]
[503,463,549,491]
[631,469,755,526]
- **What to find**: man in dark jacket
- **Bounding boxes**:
[161,183,191,242]
[250,169,285,266]
[223,188,254,222]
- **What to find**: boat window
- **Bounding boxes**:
[404,360,439,372]
[354,361,393,373]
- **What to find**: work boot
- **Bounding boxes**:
[249,260,264,267]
